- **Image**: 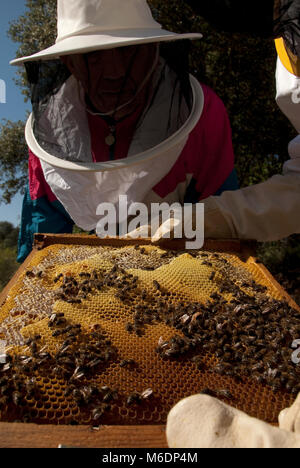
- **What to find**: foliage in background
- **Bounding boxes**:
[149,0,295,187]
[0,222,19,291]
[0,120,28,204]
[257,236,300,305]
[0,0,57,204]
[8,0,57,102]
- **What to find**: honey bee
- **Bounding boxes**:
[25,270,35,278]
[125,322,133,332]
[87,358,102,369]
[119,359,135,368]
[71,366,86,381]
[55,318,67,326]
[79,272,90,278]
[25,335,41,346]
[54,273,63,283]
[0,396,9,409]
[0,377,8,388]
[209,272,216,281]
[103,389,117,403]
[25,377,36,398]
[29,342,38,356]
[200,388,214,396]
[141,388,153,400]
[134,326,143,337]
[64,384,76,397]
[215,389,234,400]
[126,392,141,405]
[92,407,104,422]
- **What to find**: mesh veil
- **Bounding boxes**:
[25,41,193,164]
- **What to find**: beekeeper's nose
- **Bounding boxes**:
[100,48,130,80]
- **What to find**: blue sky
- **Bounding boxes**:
[0,1,30,227]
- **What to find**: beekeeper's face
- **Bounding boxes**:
[61,44,159,117]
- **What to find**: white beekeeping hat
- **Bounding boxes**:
[10,0,202,65]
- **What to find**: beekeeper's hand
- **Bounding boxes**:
[279,392,300,433]
[124,202,232,242]
[124,203,217,247]
[166,394,300,448]
[125,214,184,242]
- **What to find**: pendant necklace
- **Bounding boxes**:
[86,101,117,147]
[105,125,116,146]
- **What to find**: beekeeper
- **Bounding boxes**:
[12,0,238,262]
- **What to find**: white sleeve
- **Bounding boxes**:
[203,57,300,242]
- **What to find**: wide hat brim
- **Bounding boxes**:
[10,29,203,65]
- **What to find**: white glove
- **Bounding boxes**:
[124,204,204,249]
[166,394,300,448]
[279,392,300,433]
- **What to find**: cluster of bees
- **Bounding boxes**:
[0,307,154,426]
[124,254,300,395]
[103,251,300,397]
[88,253,300,397]
[54,264,143,306]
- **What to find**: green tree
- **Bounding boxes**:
[0,222,19,291]
[0,0,57,204]
[0,247,19,291]
[0,221,19,248]
[0,120,28,203]
[8,0,57,101]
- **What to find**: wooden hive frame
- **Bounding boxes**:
[0,234,298,448]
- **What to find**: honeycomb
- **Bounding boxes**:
[0,243,299,426]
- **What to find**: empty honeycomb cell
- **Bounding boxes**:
[142,411,152,421]
[46,410,56,420]
[26,401,36,408]
[118,407,128,417]
[128,410,137,419]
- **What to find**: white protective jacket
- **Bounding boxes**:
[203,44,300,241]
